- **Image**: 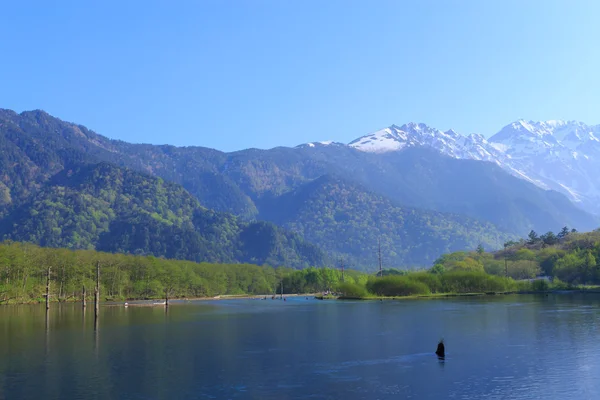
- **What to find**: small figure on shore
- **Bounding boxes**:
[435,340,445,359]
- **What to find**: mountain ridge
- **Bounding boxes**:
[0,161,327,268]
[1,108,598,268]
[347,119,600,214]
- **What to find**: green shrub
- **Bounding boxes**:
[514,280,532,291]
[366,276,431,297]
[550,278,571,290]
[531,279,550,292]
[337,282,369,298]
[430,264,445,274]
[439,271,512,293]
[408,272,443,293]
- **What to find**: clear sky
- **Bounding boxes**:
[1,0,599,151]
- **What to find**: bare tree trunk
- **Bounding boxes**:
[82,285,86,309]
[45,267,51,310]
[94,262,100,319]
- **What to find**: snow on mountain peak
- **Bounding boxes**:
[296,140,340,149]
[346,119,600,213]
[349,123,494,161]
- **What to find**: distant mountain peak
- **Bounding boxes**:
[296,140,342,149]
[345,118,600,213]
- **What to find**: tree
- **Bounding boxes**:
[429,264,445,274]
[476,244,485,255]
[481,258,504,276]
[557,226,570,239]
[536,247,563,276]
[583,250,597,283]
[527,230,539,245]
[445,257,484,273]
[540,231,558,246]
[507,260,540,279]
[514,248,536,261]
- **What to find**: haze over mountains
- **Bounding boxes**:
[0,108,598,269]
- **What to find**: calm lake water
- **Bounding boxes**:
[1,294,600,399]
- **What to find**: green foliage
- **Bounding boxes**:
[549,278,571,290]
[557,226,570,239]
[0,163,326,269]
[430,264,446,274]
[437,271,514,293]
[380,268,408,276]
[528,230,539,244]
[439,229,600,286]
[540,231,558,246]
[479,254,504,275]
[536,247,564,276]
[337,282,369,298]
[2,109,597,273]
[408,272,443,293]
[476,243,485,254]
[362,270,514,296]
[261,176,515,269]
[530,279,550,292]
[366,276,431,297]
[0,241,351,303]
[280,267,354,294]
[435,252,485,272]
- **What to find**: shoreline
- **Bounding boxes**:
[320,289,600,301]
[3,289,599,306]
[0,293,319,306]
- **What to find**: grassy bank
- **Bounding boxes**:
[334,271,586,300]
[3,239,598,306]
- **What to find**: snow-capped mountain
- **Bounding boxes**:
[346,120,600,215]
[349,123,504,162]
[295,140,344,149]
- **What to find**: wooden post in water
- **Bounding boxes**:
[165,288,169,308]
[45,266,51,310]
[504,242,508,278]
[378,237,383,277]
[82,285,86,308]
[94,262,100,320]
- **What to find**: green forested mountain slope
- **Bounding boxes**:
[260,175,515,268]
[0,162,326,268]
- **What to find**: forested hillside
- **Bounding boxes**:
[261,175,515,267]
[0,163,326,268]
[432,227,600,285]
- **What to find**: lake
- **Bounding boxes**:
[1,294,600,399]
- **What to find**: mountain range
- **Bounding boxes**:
[0,108,598,269]
[348,120,600,215]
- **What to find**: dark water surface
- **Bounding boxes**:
[2,294,600,399]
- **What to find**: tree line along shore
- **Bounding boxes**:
[1,227,599,304]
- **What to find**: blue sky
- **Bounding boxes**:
[1,0,599,151]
